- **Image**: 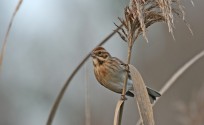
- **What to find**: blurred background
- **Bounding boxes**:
[0,0,204,125]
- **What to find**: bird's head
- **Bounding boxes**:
[91,46,111,66]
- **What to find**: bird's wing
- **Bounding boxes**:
[112,57,125,65]
[112,57,132,79]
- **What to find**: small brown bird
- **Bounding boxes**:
[91,46,161,103]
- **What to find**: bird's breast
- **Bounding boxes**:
[94,65,125,90]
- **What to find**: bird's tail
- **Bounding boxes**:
[126,86,161,104]
[146,86,161,103]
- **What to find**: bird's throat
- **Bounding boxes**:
[97,59,104,65]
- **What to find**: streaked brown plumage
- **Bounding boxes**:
[91,46,161,103]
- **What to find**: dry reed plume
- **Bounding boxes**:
[116,0,192,43]
[114,0,193,125]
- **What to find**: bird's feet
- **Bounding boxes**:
[121,63,130,73]
[121,95,127,100]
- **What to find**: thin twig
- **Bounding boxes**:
[157,50,204,98]
[136,49,204,125]
[116,18,134,125]
[0,0,23,66]
[115,45,133,125]
[121,43,133,97]
[46,23,123,125]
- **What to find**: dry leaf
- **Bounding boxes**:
[129,64,154,125]
[114,100,125,125]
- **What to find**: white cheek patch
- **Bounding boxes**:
[93,58,98,65]
[98,57,106,61]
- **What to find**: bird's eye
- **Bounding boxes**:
[98,51,101,55]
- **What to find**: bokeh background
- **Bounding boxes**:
[0,0,204,125]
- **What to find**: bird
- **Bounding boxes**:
[91,46,161,103]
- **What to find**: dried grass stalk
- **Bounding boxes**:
[0,0,23,66]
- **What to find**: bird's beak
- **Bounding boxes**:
[91,52,95,58]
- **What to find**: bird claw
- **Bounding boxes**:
[121,63,130,73]
[121,95,127,100]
